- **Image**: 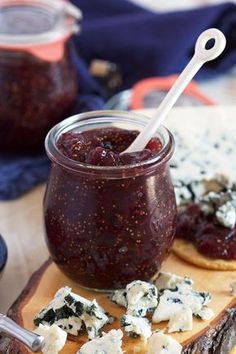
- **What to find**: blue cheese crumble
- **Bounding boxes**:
[77,329,123,354]
[147,332,182,354]
[126,281,158,317]
[168,113,236,229]
[110,280,158,317]
[152,281,212,325]
[120,314,152,340]
[34,287,112,339]
[200,190,236,229]
[154,272,193,291]
[168,110,236,189]
[174,175,230,207]
[167,308,193,333]
[110,289,127,307]
[195,306,214,321]
[34,324,67,354]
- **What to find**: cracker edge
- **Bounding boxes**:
[172,239,236,271]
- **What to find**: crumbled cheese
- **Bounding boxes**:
[110,280,158,317]
[169,110,236,208]
[216,201,236,229]
[110,289,127,307]
[154,272,193,291]
[195,306,214,321]
[174,176,230,207]
[77,329,123,354]
[168,110,236,187]
[230,282,236,296]
[190,180,209,201]
[167,308,193,333]
[34,324,67,354]
[34,287,111,339]
[200,190,236,229]
[126,281,158,317]
[121,315,152,340]
[152,282,211,323]
[80,299,112,339]
[174,179,209,206]
[147,332,182,354]
[174,180,193,206]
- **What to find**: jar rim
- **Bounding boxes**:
[45,110,175,178]
[0,0,81,47]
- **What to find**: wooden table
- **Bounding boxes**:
[0,184,48,313]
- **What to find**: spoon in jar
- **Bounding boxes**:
[0,313,44,352]
[123,28,226,154]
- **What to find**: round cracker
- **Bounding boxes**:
[172,239,236,271]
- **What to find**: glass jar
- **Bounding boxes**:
[44,111,177,290]
[0,0,81,152]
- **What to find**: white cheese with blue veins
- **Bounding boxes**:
[166,107,236,186]
[34,287,112,339]
[162,106,236,228]
[152,282,211,323]
[34,324,67,354]
[81,299,113,340]
[154,272,193,291]
[167,308,193,333]
[159,107,236,210]
[200,190,236,229]
[195,306,214,321]
[110,289,127,307]
[173,176,229,207]
[120,314,152,340]
[110,280,158,317]
[147,332,182,354]
[126,281,158,317]
[77,329,123,354]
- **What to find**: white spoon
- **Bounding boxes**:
[123,28,226,154]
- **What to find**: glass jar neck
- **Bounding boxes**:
[0,0,81,61]
[45,110,175,179]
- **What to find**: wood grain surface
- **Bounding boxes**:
[1,254,236,353]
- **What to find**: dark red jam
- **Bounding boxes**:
[57,128,163,166]
[0,44,77,152]
[176,204,236,259]
[44,126,177,289]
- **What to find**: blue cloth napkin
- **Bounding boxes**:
[1,0,236,200]
[0,234,7,272]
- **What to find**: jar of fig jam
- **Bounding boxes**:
[44,111,177,290]
[0,0,80,151]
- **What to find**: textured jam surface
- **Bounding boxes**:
[57,128,162,166]
[176,204,236,259]
[44,127,177,289]
[0,45,77,152]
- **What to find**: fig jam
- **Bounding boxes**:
[0,0,79,151]
[176,204,236,259]
[44,113,176,290]
[0,45,77,152]
[57,128,162,166]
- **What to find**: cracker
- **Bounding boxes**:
[172,239,236,271]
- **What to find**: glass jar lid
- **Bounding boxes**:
[0,0,81,47]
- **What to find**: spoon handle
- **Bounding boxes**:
[124,28,226,154]
[0,314,44,352]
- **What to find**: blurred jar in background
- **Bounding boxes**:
[0,0,81,152]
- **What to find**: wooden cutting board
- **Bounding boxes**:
[1,253,236,354]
